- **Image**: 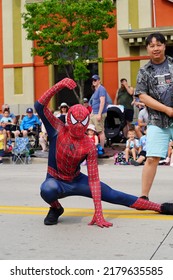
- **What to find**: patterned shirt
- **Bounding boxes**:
[135,56,173,128]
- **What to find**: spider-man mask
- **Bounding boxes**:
[67,104,90,139]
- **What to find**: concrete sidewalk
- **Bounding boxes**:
[0,157,173,260]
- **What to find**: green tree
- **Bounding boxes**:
[22,0,116,102]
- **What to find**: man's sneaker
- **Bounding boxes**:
[140,195,149,200]
[44,206,64,225]
[160,203,173,215]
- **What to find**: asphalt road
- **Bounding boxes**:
[0,157,173,261]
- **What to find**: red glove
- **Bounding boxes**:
[88,205,113,228]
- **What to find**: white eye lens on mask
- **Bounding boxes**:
[81,116,89,126]
[70,113,78,125]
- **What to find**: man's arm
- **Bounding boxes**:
[139,93,173,117]
[122,80,134,95]
[97,96,105,120]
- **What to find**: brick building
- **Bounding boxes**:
[0,0,173,114]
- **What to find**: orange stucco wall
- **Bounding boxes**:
[155,0,173,26]
[102,10,118,102]
[34,54,49,101]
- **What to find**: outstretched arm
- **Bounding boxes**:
[87,147,113,228]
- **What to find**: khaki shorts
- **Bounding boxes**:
[90,113,107,133]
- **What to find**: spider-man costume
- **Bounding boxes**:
[35,78,173,228]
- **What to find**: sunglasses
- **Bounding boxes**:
[92,79,97,82]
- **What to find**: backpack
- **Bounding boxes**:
[114,152,126,165]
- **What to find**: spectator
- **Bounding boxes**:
[135,32,173,200]
[131,127,147,166]
[134,106,148,139]
[56,102,69,123]
[19,108,41,137]
[39,123,48,152]
[114,78,134,138]
[83,98,92,114]
[81,123,99,166]
[0,104,16,123]
[0,127,5,164]
[89,74,107,150]
[161,140,173,166]
[0,104,17,146]
[86,124,99,146]
[123,128,139,165]
[0,108,14,139]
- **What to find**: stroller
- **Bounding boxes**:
[12,137,31,164]
[104,105,126,146]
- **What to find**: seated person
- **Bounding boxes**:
[16,108,41,137]
[131,127,147,166]
[0,108,15,139]
[0,104,16,122]
[0,104,17,145]
[123,128,139,165]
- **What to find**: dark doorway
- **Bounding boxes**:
[166,46,173,58]
[54,63,98,109]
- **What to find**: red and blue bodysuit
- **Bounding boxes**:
[35,78,173,227]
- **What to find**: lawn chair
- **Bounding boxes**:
[12,137,31,164]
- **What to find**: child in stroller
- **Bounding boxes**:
[104,105,126,146]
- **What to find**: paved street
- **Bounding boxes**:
[0,156,173,260]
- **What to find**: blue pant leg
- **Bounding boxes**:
[40,178,65,204]
[100,181,137,206]
[40,174,137,207]
[72,174,138,206]
[63,173,138,207]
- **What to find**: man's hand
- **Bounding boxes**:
[88,212,113,228]
[96,113,101,121]
[165,107,173,118]
[57,78,77,90]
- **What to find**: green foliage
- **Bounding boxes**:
[22,0,116,101]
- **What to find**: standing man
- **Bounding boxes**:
[135,32,173,200]
[89,74,108,151]
[114,78,134,138]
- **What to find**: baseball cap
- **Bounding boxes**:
[83,98,88,103]
[91,74,100,81]
[87,124,96,132]
[26,108,33,113]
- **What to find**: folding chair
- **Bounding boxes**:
[12,137,31,164]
